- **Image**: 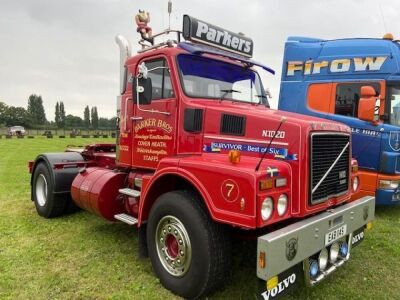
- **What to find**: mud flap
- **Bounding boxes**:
[257,264,303,300]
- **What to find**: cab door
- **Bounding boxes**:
[131,56,177,169]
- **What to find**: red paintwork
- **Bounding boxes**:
[46,44,359,230]
[71,167,127,220]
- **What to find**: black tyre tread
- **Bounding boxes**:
[148,190,231,299]
[182,190,231,298]
[33,162,67,218]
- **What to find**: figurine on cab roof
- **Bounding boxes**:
[135,10,153,44]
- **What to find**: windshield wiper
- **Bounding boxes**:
[220,89,241,102]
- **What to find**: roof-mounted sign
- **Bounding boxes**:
[182,15,253,58]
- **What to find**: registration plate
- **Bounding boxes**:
[325,224,347,245]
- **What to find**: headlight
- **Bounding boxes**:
[277,194,288,216]
[261,197,273,221]
[379,179,399,190]
[352,176,359,192]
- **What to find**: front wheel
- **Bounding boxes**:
[147,190,231,299]
[32,162,67,218]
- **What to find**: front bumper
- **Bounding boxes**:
[257,196,375,281]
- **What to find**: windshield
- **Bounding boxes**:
[388,85,400,126]
[177,54,267,105]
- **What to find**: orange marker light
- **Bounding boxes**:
[383,33,394,40]
[259,251,266,269]
[259,179,274,190]
[228,150,241,164]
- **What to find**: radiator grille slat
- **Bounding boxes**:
[310,134,350,204]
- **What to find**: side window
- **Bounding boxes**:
[143,59,174,100]
[335,82,380,117]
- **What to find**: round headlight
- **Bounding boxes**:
[330,242,340,263]
[261,197,273,221]
[277,194,288,216]
[352,176,359,192]
[318,248,328,271]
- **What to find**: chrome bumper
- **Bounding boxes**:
[257,196,375,281]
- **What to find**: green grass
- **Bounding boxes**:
[0,137,399,299]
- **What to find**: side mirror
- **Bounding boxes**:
[358,86,379,124]
[133,77,152,105]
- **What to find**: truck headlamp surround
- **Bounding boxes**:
[379,179,399,190]
[277,194,288,216]
[261,197,273,221]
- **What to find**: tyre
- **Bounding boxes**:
[147,190,231,299]
[32,162,67,218]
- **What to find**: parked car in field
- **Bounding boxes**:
[8,126,26,136]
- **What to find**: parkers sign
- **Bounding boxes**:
[182,15,254,57]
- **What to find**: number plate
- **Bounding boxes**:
[325,224,347,245]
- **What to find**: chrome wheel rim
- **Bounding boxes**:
[35,174,48,207]
[155,215,192,277]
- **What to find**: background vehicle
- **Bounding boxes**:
[279,35,400,206]
[8,125,25,136]
[28,15,374,299]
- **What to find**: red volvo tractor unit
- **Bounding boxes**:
[29,15,375,299]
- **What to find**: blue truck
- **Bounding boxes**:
[279,35,400,205]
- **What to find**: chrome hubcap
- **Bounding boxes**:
[35,174,48,207]
[155,215,192,277]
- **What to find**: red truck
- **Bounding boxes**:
[29,15,375,299]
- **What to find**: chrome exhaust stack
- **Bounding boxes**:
[115,35,132,95]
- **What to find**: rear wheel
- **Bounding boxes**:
[32,162,67,218]
[147,190,231,299]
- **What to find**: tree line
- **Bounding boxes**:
[0,94,116,130]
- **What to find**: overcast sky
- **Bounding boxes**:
[1,0,400,120]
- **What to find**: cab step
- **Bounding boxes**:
[119,188,141,198]
[114,213,138,225]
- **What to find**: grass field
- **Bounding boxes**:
[0,137,399,299]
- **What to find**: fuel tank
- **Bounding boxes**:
[71,167,127,221]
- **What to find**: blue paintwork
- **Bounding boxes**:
[278,36,400,205]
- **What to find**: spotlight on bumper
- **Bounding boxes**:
[330,242,340,263]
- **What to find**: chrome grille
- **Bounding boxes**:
[310,133,350,204]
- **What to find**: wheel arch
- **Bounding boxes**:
[138,169,216,226]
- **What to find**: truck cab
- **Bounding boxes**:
[29,16,375,299]
[279,36,400,205]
